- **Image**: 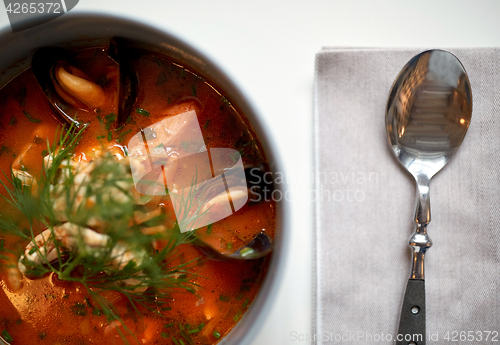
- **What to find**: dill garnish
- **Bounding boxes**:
[0,124,202,343]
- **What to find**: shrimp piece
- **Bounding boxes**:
[18,223,147,291]
[18,222,109,273]
[3,253,24,292]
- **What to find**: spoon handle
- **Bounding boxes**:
[396,279,426,345]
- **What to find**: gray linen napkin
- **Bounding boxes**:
[314,48,500,344]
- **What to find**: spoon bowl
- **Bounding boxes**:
[385,49,472,345]
[387,50,472,181]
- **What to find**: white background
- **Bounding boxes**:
[1,1,500,344]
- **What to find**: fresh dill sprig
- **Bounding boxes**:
[0,124,202,343]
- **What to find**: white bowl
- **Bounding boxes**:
[0,12,289,345]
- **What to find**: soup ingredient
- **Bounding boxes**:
[54,62,106,108]
[0,44,275,344]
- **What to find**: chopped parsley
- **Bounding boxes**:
[9,115,17,126]
[0,145,11,156]
[1,330,13,342]
[70,302,87,316]
[213,331,221,339]
[233,310,242,322]
[118,129,132,138]
[22,111,41,123]
[242,298,250,309]
[203,119,211,129]
[136,108,150,117]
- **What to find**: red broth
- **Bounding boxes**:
[0,46,275,344]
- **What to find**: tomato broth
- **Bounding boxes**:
[0,45,275,344]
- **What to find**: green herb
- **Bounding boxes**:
[85,297,93,308]
[164,323,175,328]
[1,330,13,342]
[191,84,197,97]
[118,129,132,137]
[107,131,112,142]
[9,115,17,126]
[226,242,233,250]
[71,302,87,316]
[206,223,212,234]
[0,145,10,156]
[15,318,22,325]
[242,298,250,309]
[178,323,193,344]
[203,119,210,129]
[219,295,230,302]
[230,150,242,163]
[97,135,105,140]
[213,331,221,339]
[0,124,205,343]
[187,323,205,334]
[97,116,104,124]
[92,308,102,316]
[22,111,41,123]
[105,113,116,122]
[233,310,242,322]
[39,332,47,340]
[41,150,48,157]
[161,332,169,338]
[0,239,5,251]
[136,108,150,117]
[172,337,180,345]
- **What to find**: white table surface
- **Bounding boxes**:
[1,1,500,344]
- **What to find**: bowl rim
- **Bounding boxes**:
[0,11,290,345]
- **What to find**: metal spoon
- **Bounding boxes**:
[385,50,472,345]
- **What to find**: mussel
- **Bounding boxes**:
[31,37,140,128]
[194,164,274,260]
